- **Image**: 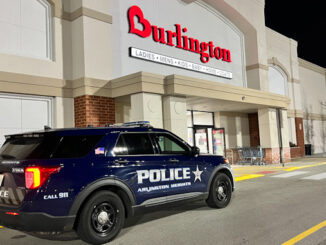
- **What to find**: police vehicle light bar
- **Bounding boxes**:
[122,121,150,126]
[106,121,152,128]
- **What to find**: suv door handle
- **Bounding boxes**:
[169,158,179,163]
[114,159,129,164]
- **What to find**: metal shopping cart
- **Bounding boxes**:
[237,147,265,165]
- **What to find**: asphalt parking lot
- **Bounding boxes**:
[1,158,326,245]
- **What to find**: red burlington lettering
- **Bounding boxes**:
[127,5,232,64]
[223,49,232,62]
[214,47,223,60]
[200,42,209,63]
[128,5,152,38]
[182,35,189,50]
[166,30,177,46]
[152,25,166,44]
[208,41,215,58]
[189,38,200,53]
[175,24,183,49]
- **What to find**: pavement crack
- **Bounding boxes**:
[11,235,26,239]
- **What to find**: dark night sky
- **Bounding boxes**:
[265,1,326,68]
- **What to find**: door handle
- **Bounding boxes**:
[114,159,129,165]
[169,158,179,163]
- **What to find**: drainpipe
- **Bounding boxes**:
[277,108,284,166]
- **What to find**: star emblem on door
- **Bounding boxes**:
[192,165,203,182]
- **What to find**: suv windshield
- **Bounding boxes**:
[0,134,103,160]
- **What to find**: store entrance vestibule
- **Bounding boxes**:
[187,110,226,156]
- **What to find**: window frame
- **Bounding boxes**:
[111,131,192,157]
[150,132,191,156]
[39,0,54,60]
[112,132,157,156]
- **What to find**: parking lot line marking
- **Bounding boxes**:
[235,174,264,182]
[282,220,326,245]
[271,171,308,178]
[254,170,276,175]
[285,162,326,172]
[302,172,326,180]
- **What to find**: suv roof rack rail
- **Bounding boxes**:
[105,121,153,128]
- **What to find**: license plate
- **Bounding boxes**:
[0,175,3,186]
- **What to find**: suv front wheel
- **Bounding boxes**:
[76,190,125,245]
[206,173,232,208]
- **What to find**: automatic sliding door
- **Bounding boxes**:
[194,128,209,154]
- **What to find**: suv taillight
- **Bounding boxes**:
[25,166,61,189]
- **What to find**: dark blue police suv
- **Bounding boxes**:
[0,121,234,244]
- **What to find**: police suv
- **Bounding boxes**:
[0,122,234,244]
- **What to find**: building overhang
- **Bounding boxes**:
[110,72,290,110]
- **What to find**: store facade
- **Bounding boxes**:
[0,0,325,163]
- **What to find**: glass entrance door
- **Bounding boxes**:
[212,128,226,156]
[194,128,209,154]
[194,127,225,156]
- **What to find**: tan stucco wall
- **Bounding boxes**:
[266,27,302,112]
[299,59,326,115]
[220,112,250,148]
[299,58,326,154]
[53,97,75,128]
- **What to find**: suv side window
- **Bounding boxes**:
[113,133,154,155]
[153,133,189,155]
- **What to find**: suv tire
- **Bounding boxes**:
[206,173,232,209]
[76,190,125,245]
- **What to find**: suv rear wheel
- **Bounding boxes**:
[76,190,125,245]
[206,173,232,208]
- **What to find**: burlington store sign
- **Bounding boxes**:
[127,5,233,79]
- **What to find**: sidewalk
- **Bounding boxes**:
[231,156,326,181]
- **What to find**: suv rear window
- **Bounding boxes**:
[0,134,103,160]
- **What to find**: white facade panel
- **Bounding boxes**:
[21,28,47,58]
[268,66,287,96]
[0,94,52,146]
[0,97,21,128]
[21,0,47,32]
[0,0,51,59]
[21,100,50,130]
[0,0,20,24]
[0,22,20,54]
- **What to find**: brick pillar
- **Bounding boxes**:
[295,117,305,157]
[248,113,260,147]
[74,95,115,127]
[263,148,280,164]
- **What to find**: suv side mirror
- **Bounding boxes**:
[191,146,200,156]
